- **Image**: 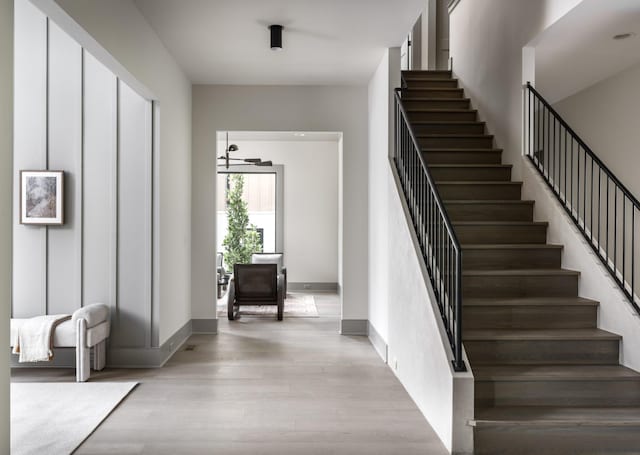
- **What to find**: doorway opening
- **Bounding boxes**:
[215,131,341,321]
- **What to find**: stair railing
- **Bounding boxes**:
[525,82,640,312]
[394,88,466,372]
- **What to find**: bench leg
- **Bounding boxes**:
[76,318,90,382]
[93,340,106,371]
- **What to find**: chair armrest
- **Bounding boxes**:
[277,275,284,301]
[72,303,110,329]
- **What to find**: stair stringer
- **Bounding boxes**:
[387,159,474,455]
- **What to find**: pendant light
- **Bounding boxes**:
[269,25,283,51]
[217,132,272,169]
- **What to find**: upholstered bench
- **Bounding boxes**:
[10,303,111,382]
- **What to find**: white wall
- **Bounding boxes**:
[368,51,392,343]
[56,0,192,345]
[0,0,12,449]
[192,85,368,325]
[553,62,640,200]
[367,49,473,454]
[449,0,583,181]
[218,140,339,284]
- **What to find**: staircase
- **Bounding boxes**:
[400,70,640,454]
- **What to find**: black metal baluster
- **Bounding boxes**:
[564,129,568,204]
[570,137,574,209]
[577,143,580,221]
[607,176,610,265]
[591,158,594,243]
[598,169,602,257]
[615,186,617,275]
[623,196,626,289]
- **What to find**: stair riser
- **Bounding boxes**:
[404,80,459,89]
[455,224,547,244]
[465,339,619,365]
[423,151,502,165]
[401,89,463,99]
[430,167,511,182]
[403,71,452,81]
[447,203,533,222]
[408,110,477,122]
[463,305,597,329]
[475,425,640,455]
[462,247,560,269]
[412,123,485,135]
[437,184,522,200]
[419,136,494,149]
[475,380,640,407]
[403,99,470,110]
[463,273,578,298]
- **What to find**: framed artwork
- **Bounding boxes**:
[20,170,64,225]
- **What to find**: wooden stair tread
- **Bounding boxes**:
[402,87,462,91]
[416,134,492,138]
[463,268,577,277]
[473,365,640,382]
[445,199,531,203]
[403,70,452,74]
[462,244,562,250]
[437,181,522,185]
[432,164,511,168]
[463,297,598,307]
[403,77,457,82]
[473,406,640,427]
[422,148,502,152]
[454,221,547,226]
[406,108,477,113]
[464,328,620,341]
[410,120,482,124]
[402,98,470,102]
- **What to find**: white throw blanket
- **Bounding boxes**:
[12,314,71,363]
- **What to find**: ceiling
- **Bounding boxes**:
[217,131,342,142]
[133,0,423,85]
[535,0,640,103]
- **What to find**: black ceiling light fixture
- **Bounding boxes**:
[269,24,283,51]
[218,132,272,169]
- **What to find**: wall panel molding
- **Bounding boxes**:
[13,5,157,363]
[47,20,82,315]
[12,0,48,318]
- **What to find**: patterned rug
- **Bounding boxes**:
[217,293,318,318]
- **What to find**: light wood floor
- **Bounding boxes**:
[12,293,449,454]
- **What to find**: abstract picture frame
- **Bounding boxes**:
[20,170,64,225]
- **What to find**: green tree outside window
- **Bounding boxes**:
[222,174,262,272]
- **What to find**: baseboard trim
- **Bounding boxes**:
[192,318,218,334]
[288,282,338,292]
[108,319,192,368]
[368,322,388,363]
[340,319,368,336]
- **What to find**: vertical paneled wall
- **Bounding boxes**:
[13,1,154,351]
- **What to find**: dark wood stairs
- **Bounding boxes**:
[401,70,640,454]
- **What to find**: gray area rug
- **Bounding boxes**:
[218,293,319,317]
[11,382,138,455]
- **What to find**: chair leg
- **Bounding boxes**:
[227,286,236,321]
[76,318,90,382]
[93,340,106,371]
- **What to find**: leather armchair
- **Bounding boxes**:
[251,253,287,297]
[227,264,284,321]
